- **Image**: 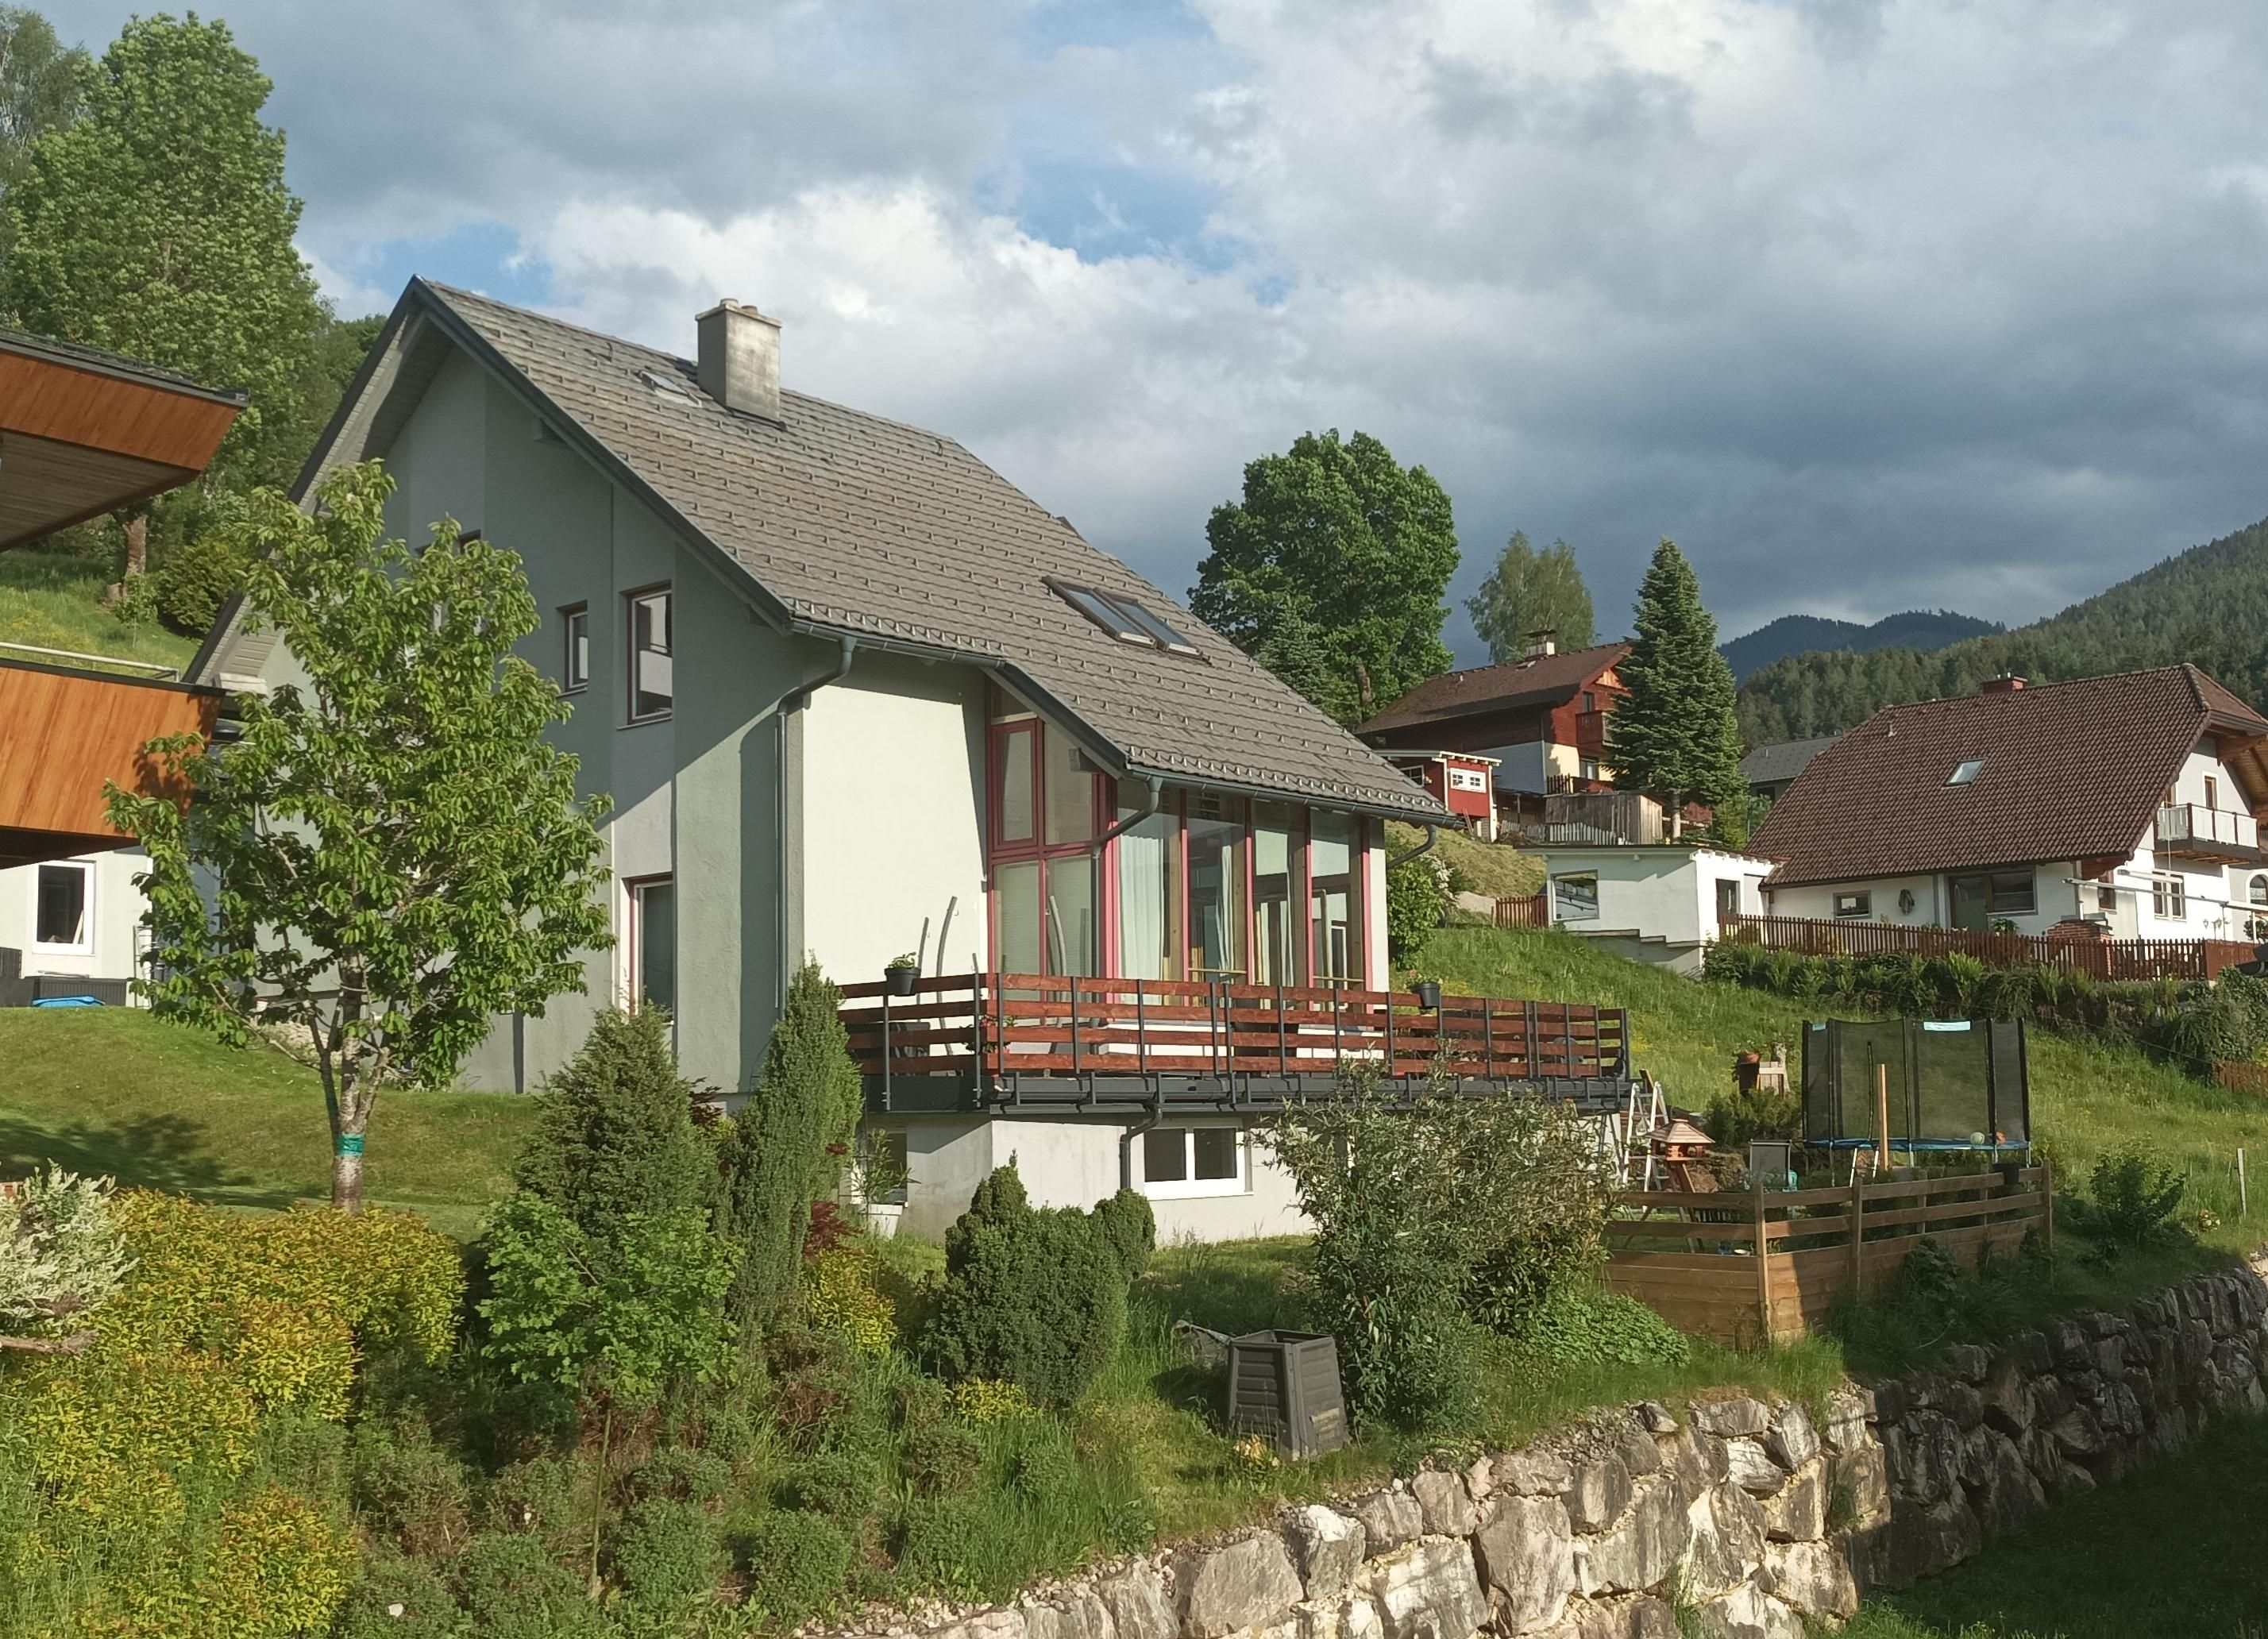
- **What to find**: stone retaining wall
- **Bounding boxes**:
[848,1257,2268,1639]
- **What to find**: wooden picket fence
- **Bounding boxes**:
[1495,894,1549,929]
[1719,912,2254,982]
[2216,1062,2268,1097]
[1605,1162,2051,1347]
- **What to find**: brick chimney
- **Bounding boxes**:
[696,299,781,421]
[1981,674,2027,695]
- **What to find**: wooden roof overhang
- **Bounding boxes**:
[0,332,245,550]
[0,658,220,868]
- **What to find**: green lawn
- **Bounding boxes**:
[0,1008,534,1236]
[1842,1411,2268,1638]
[0,550,199,675]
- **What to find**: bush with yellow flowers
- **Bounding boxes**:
[802,1245,896,1356]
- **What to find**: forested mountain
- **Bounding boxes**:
[1736,516,2268,742]
[1719,607,2000,681]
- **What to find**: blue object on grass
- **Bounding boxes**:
[31,996,104,1007]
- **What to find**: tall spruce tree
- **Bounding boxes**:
[2,13,323,571]
[1605,538,1748,832]
[1465,531,1596,661]
[513,1007,709,1243]
[715,960,863,1332]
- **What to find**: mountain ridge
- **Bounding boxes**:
[1719,608,2002,681]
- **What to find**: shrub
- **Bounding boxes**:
[900,1411,983,1496]
[453,1533,605,1639]
[0,1165,130,1343]
[1386,854,1452,963]
[1090,1188,1157,1282]
[1519,1282,1691,1367]
[151,526,251,633]
[511,1006,712,1243]
[2081,1144,2189,1257]
[351,1417,473,1557]
[717,959,864,1332]
[1701,1079,1802,1151]
[920,1163,1128,1410]
[610,1494,725,1619]
[781,1449,880,1517]
[1001,1421,1082,1506]
[739,1510,853,1626]
[1463,1098,1618,1340]
[479,1454,587,1543]
[803,1246,895,1356]
[892,1494,991,1599]
[333,1552,464,1639]
[629,1446,734,1506]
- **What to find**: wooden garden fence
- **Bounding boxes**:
[1604,1163,2051,1347]
[1718,912,2254,982]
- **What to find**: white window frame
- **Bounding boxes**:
[561,604,589,693]
[1833,890,1871,920]
[627,584,673,724]
[624,873,676,1013]
[1139,1125,1249,1200]
[2153,875,2187,920]
[30,859,95,955]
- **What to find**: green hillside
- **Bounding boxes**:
[0,550,200,676]
[1736,515,2268,741]
[0,1008,533,1237]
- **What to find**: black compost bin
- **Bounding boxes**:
[1225,1329,1348,1459]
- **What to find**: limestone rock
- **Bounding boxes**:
[1655,1425,1727,1499]
[1537,1595,1680,1639]
[1024,1591,1113,1639]
[1688,1584,1805,1639]
[1637,1402,1679,1434]
[1348,1491,1425,1556]
[1414,1470,1478,1538]
[1099,1564,1178,1639]
[1679,1483,1767,1602]
[1942,1343,1990,1383]
[1866,1495,1981,1591]
[1464,1455,1497,1507]
[1962,1427,2046,1536]
[1495,1450,1576,1498]
[1762,1541,1857,1621]
[1574,1476,1688,1597]
[1612,1421,1664,1477]
[932,1611,1028,1639]
[1760,1459,1824,1541]
[1691,1397,1770,1439]
[1180,1533,1304,1639]
[1282,1506,1368,1602]
[1724,1439,1786,1497]
[1471,1493,1577,1634]
[1564,1456,1634,1533]
[1980,1352,2034,1437]
[1762,1405,1817,1471]
[1360,1539,1488,1639]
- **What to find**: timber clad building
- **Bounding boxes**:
[1356,640,1629,797]
[197,280,1478,1239]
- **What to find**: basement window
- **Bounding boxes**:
[1049,580,1200,656]
[1947,758,1987,786]
[1141,1126,1246,1199]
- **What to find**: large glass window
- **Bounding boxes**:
[1186,809,1246,979]
[988,718,1101,977]
[628,587,673,721]
[1046,854,1096,977]
[628,877,676,1012]
[1309,812,1364,982]
[1115,801,1180,981]
[1043,723,1094,845]
[997,723,1036,846]
[1252,804,1300,985]
[993,860,1042,973]
[33,862,91,951]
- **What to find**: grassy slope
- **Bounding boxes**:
[1386,821,1545,900]
[0,1010,533,1237]
[1844,1410,2268,1639]
[0,550,199,674]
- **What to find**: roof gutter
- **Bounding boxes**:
[1387,823,1441,870]
[1090,773,1163,858]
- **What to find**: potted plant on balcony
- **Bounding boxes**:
[1407,970,1444,1011]
[885,953,920,997]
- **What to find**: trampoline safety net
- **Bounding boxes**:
[1800,1017,2030,1146]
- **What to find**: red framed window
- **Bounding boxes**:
[988,718,1102,976]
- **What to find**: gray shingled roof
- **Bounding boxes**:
[1738,735,1841,788]
[361,281,1442,821]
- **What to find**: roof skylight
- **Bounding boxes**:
[1050,580,1200,657]
[639,368,693,401]
[1948,758,1987,785]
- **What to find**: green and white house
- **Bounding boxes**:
[197,280,1469,1239]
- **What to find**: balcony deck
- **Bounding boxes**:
[840,972,1633,1118]
[2156,803,2263,862]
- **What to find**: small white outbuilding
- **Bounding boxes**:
[1534,840,1774,974]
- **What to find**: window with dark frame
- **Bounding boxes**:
[562,604,589,692]
[1833,890,1871,919]
[33,862,91,950]
[1047,579,1200,656]
[627,587,673,721]
[1140,1126,1245,1197]
[987,717,1101,978]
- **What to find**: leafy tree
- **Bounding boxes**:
[1465,531,1596,660]
[714,960,863,1332]
[2,12,325,570]
[0,5,89,256]
[1193,429,1458,725]
[513,1008,710,1244]
[1605,538,1747,827]
[106,461,613,1213]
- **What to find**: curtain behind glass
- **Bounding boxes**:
[1117,812,1177,980]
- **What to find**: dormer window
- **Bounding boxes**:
[1049,580,1199,657]
[1947,758,1986,786]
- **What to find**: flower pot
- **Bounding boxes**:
[885,966,919,997]
[1412,980,1442,1010]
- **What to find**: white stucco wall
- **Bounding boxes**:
[0,847,147,984]
[1541,846,1772,950]
[884,1113,1306,1243]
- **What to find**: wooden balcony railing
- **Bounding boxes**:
[1718,911,2257,981]
[839,973,1631,1115]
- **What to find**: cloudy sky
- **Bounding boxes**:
[44,0,2268,658]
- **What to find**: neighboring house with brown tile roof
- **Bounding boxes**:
[1356,639,1630,796]
[1748,669,2268,940]
[194,280,1449,1241]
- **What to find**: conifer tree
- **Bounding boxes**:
[715,960,862,1332]
[512,1006,708,1243]
[1606,538,1748,831]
